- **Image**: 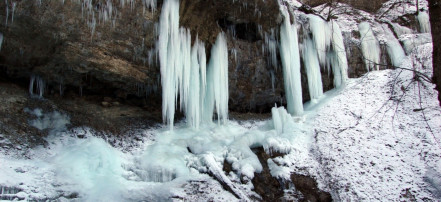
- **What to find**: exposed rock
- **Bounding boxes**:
[248,146,333,201]
[251,147,286,201]
[290,173,333,202]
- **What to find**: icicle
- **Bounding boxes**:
[11,1,15,24]
[417,11,431,33]
[158,0,181,129]
[0,32,3,51]
[279,8,303,115]
[29,75,45,98]
[270,70,275,93]
[302,37,323,100]
[358,22,381,71]
[59,84,64,96]
[5,0,9,27]
[382,24,405,67]
[265,29,278,70]
[203,32,229,124]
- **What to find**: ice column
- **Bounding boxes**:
[358,22,381,71]
[279,8,303,115]
[203,33,229,124]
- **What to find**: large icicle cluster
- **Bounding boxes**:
[279,7,304,116]
[158,0,228,129]
[358,22,381,71]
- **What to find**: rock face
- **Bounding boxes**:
[0,0,406,119]
[429,0,441,104]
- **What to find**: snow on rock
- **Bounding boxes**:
[400,33,432,54]
[377,0,428,22]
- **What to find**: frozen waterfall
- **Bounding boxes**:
[279,8,303,116]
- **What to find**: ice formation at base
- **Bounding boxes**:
[279,7,304,116]
[358,22,381,71]
[271,106,295,135]
[417,11,431,33]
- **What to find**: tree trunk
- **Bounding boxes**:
[429,0,441,104]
